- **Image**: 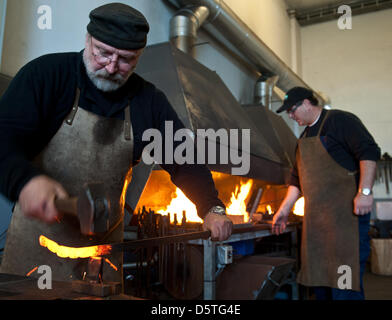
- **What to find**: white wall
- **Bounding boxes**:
[215,0,300,134]
[301,9,392,153]
[0,0,6,69]
[224,0,292,67]
[0,0,295,106]
[301,9,392,198]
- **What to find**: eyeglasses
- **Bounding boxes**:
[286,100,303,115]
[90,38,137,69]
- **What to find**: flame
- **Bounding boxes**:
[39,235,112,259]
[293,197,305,216]
[226,180,253,222]
[157,188,203,224]
[154,176,254,224]
[266,205,273,215]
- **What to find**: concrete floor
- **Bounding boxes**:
[364,264,392,300]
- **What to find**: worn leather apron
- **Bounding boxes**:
[0,89,134,288]
[296,111,360,292]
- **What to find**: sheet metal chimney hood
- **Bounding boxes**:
[134,42,295,184]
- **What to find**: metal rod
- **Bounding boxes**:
[249,188,263,221]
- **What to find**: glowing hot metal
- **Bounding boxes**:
[39,235,112,259]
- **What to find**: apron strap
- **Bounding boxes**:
[316,110,330,137]
[124,103,132,141]
[65,88,80,126]
[66,88,133,142]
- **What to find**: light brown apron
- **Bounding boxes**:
[296,111,360,291]
[0,89,134,289]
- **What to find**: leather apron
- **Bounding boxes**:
[0,89,134,287]
[296,111,360,291]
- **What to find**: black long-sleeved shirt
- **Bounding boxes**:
[290,108,381,189]
[0,51,224,218]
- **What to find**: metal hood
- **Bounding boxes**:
[135,42,296,184]
[165,0,326,105]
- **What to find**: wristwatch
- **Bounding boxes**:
[358,188,373,196]
[209,205,226,216]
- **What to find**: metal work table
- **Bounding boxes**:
[0,273,141,300]
[189,223,299,300]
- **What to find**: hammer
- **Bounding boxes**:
[54,183,110,236]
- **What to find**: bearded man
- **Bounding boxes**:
[0,3,232,285]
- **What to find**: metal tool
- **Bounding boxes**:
[95,224,272,255]
[249,188,263,221]
[54,183,110,236]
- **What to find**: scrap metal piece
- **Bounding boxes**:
[72,258,121,297]
[71,280,121,297]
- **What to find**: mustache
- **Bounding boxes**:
[93,69,125,83]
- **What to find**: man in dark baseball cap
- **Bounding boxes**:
[272,84,380,300]
[276,86,315,114]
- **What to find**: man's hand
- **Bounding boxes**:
[272,209,290,235]
[272,185,300,235]
[354,161,376,216]
[18,175,68,223]
[353,193,373,215]
[202,212,233,241]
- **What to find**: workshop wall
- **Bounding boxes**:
[0,0,300,149]
[223,0,293,68]
[0,0,173,75]
[0,0,295,106]
[0,0,299,129]
[301,9,392,199]
[301,9,392,158]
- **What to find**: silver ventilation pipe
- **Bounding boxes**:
[170,6,210,55]
[166,0,325,105]
[254,74,279,110]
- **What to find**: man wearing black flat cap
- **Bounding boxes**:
[272,86,380,300]
[0,3,232,284]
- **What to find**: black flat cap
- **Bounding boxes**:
[276,87,314,113]
[87,3,150,50]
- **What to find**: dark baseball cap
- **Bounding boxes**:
[87,3,150,50]
[276,87,314,113]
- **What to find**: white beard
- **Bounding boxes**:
[82,49,132,92]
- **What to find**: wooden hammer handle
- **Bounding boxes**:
[54,198,78,217]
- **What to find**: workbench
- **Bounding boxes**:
[0,272,143,300]
[0,222,299,300]
[188,222,299,300]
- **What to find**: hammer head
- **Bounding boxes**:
[78,183,110,236]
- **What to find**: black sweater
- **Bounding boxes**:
[290,108,381,189]
[0,51,224,218]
